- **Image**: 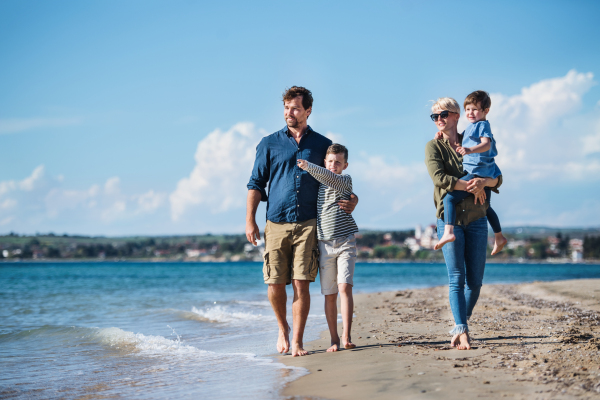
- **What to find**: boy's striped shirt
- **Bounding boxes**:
[305,162,359,240]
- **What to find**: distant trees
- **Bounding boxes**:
[583,236,600,259]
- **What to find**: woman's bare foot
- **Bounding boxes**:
[434,231,455,250]
[491,234,507,255]
[292,342,309,357]
[327,340,340,352]
[450,334,459,347]
[455,332,471,350]
[342,336,356,349]
[276,324,290,354]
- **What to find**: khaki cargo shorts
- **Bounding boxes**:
[263,219,319,285]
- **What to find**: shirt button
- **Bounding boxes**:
[297,190,299,193]
[297,205,299,207]
[297,176,299,178]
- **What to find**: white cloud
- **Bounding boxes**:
[0,166,169,233]
[0,117,82,134]
[324,131,345,144]
[169,122,266,221]
[486,70,598,181]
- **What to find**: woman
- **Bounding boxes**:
[424,97,502,350]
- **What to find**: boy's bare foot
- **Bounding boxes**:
[292,342,309,357]
[343,336,356,349]
[326,340,340,352]
[434,232,455,250]
[491,235,508,255]
[276,324,290,354]
[455,332,471,350]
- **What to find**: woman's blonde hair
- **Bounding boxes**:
[431,97,461,114]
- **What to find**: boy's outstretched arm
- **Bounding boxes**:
[456,137,491,155]
[296,159,353,193]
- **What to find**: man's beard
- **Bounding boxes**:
[286,118,298,128]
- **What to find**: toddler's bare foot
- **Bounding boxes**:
[276,324,290,354]
[455,333,471,350]
[491,235,507,255]
[434,232,455,250]
[327,340,340,352]
[292,342,309,357]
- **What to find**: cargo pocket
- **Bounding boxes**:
[262,251,271,282]
[308,247,319,280]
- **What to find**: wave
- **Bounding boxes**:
[189,305,275,324]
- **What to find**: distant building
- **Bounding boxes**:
[569,238,583,263]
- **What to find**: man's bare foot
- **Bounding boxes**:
[343,337,356,349]
[491,235,507,255]
[455,332,471,350]
[434,232,455,250]
[276,324,290,354]
[292,342,309,357]
[326,340,340,352]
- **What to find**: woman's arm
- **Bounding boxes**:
[425,141,459,191]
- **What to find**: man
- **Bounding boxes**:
[246,86,357,356]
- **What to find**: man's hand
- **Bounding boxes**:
[297,159,308,170]
[246,220,261,246]
[456,146,472,156]
[338,194,358,214]
[434,131,444,140]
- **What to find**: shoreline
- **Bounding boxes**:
[278,279,600,399]
[2,259,600,264]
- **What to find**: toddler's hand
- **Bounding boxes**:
[434,131,443,140]
[297,159,308,170]
[456,146,471,156]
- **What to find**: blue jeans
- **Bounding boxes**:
[443,188,502,233]
[437,217,488,335]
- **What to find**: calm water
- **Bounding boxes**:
[1,261,599,399]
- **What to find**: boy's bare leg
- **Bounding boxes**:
[339,283,355,349]
[491,232,508,255]
[291,279,310,357]
[324,293,340,352]
[268,283,290,354]
[434,224,455,250]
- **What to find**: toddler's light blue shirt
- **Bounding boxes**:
[462,120,502,179]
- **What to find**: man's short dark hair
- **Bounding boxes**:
[282,86,313,110]
[464,90,491,110]
[326,143,348,161]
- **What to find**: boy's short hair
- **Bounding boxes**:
[327,143,348,161]
[464,90,491,110]
[431,97,461,114]
[282,86,313,110]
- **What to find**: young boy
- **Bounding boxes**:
[435,90,507,255]
[297,144,358,352]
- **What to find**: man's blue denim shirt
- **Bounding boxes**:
[247,125,332,223]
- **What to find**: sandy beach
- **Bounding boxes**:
[279,279,600,399]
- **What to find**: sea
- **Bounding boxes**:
[2,261,600,399]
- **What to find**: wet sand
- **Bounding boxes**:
[279,279,600,399]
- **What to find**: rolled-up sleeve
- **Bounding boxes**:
[490,174,503,194]
[425,141,458,191]
[247,138,269,202]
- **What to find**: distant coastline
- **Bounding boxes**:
[1,226,600,263]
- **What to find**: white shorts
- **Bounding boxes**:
[318,234,357,295]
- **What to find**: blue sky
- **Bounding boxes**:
[1,0,600,235]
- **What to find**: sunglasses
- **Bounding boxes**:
[430,110,453,121]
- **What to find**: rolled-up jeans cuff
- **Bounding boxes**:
[449,324,469,335]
